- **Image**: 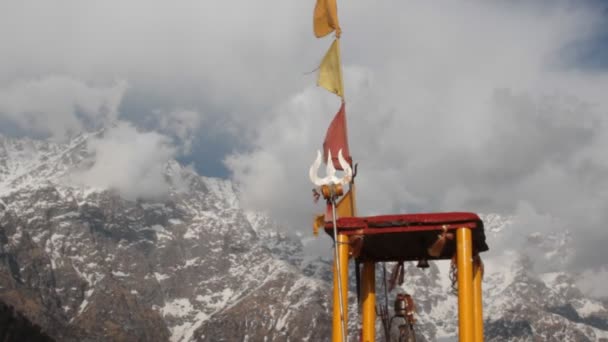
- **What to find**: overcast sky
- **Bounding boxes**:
[1,0,608,295]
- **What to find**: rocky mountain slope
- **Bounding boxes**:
[0,132,607,341]
[0,300,54,342]
[388,214,608,342]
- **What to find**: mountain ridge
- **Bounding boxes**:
[0,132,606,341]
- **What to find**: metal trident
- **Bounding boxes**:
[308,148,352,342]
[308,149,353,187]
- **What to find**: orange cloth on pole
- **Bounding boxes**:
[314,0,341,38]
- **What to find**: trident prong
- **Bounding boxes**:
[326,149,337,182]
[337,149,353,183]
[309,149,353,187]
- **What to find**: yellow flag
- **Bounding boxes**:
[314,0,341,38]
[317,39,344,98]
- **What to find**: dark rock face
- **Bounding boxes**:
[0,300,55,342]
[0,186,173,341]
[486,319,534,340]
[0,134,607,341]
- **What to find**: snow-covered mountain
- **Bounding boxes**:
[390,214,608,342]
[0,132,607,341]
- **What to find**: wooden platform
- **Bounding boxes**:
[324,212,488,262]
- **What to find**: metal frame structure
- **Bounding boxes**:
[311,174,488,342]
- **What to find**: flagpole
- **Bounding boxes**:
[331,197,347,342]
[312,3,352,340]
[332,37,351,342]
[352,173,376,342]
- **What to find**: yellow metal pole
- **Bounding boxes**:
[456,228,474,342]
[349,182,357,216]
[473,257,484,342]
[330,179,357,342]
[332,233,350,342]
[361,261,376,342]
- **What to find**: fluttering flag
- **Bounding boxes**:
[313,0,341,38]
[317,39,344,98]
[313,213,325,236]
[323,102,351,170]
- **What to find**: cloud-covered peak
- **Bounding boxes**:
[0,76,127,141]
[69,122,176,201]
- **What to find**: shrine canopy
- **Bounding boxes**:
[324,212,488,262]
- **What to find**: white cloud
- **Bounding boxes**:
[224,87,341,222]
[0,0,317,129]
[224,1,608,272]
[1,0,607,272]
[71,122,176,201]
[155,109,204,153]
[0,76,127,140]
[577,267,608,298]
